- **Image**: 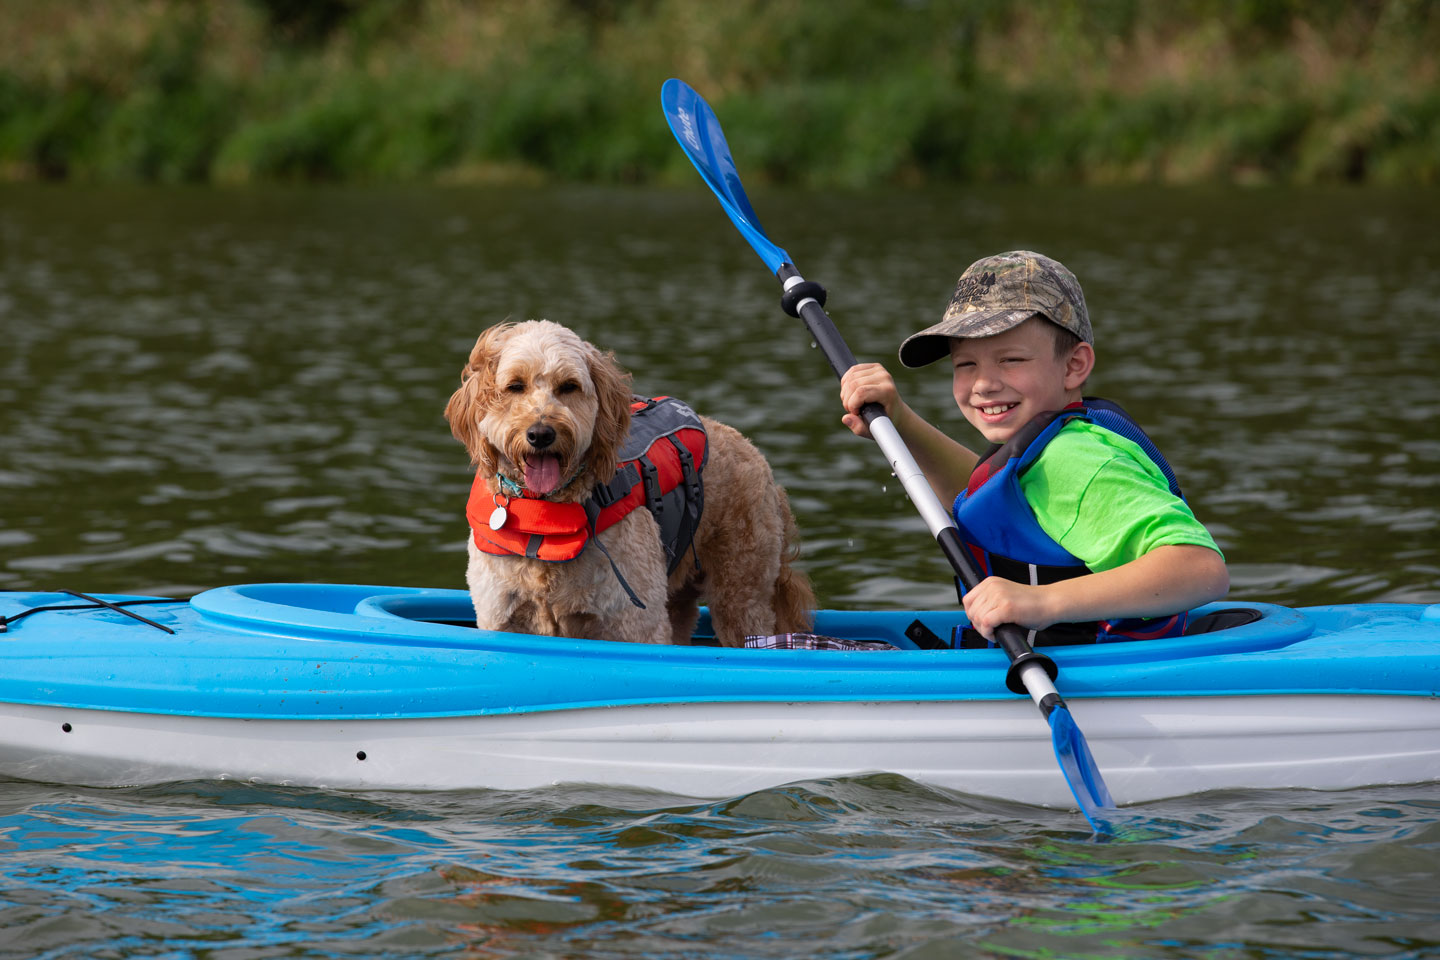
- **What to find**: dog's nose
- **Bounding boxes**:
[526,423,556,449]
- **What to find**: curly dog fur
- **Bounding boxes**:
[445,320,814,646]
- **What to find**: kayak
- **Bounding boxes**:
[2,583,1437,808]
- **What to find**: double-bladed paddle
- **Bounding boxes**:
[660,78,1118,833]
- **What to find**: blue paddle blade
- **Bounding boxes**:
[661,78,791,274]
[1049,704,1118,834]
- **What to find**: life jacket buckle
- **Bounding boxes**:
[590,463,638,508]
[640,458,663,513]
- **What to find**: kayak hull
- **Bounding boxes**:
[2,584,1438,806]
[2,695,1436,806]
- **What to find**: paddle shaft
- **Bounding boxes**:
[778,266,1061,705]
[660,78,1115,826]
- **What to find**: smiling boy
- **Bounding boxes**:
[839,250,1228,646]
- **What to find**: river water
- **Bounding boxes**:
[1,184,1438,957]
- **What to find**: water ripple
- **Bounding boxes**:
[2,778,1437,959]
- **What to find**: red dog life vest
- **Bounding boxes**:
[466,396,708,574]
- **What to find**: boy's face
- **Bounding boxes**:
[948,318,1095,444]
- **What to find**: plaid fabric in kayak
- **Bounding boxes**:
[743,632,900,651]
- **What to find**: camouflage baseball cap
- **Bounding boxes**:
[898,250,1092,368]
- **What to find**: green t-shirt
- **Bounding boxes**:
[1017,420,1222,573]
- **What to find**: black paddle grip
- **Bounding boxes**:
[796,300,860,381]
[778,265,859,380]
[936,527,1058,695]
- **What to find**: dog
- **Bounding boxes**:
[444,320,814,646]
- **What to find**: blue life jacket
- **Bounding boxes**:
[952,397,1189,647]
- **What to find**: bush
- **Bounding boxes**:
[0,0,1435,186]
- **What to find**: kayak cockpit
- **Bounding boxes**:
[181,582,1318,659]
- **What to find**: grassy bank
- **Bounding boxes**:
[2,0,1437,186]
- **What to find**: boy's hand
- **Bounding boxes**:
[963,547,1230,642]
[961,576,1060,641]
[839,363,904,440]
[838,360,979,505]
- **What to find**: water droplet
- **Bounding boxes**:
[881,485,887,493]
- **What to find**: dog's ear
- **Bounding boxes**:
[444,323,513,470]
[585,343,634,482]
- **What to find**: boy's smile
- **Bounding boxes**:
[949,318,1094,444]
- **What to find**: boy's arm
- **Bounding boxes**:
[961,544,1230,641]
[839,363,978,504]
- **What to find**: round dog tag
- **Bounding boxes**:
[488,505,508,531]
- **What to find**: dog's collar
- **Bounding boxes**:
[495,462,588,501]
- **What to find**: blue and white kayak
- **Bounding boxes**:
[2,583,1437,808]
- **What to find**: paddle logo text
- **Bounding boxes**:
[675,107,701,151]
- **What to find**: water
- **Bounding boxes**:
[3,184,1437,606]
[3,779,1438,959]
[2,183,1439,957]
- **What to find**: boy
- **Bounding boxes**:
[839,250,1228,646]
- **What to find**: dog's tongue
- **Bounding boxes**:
[523,454,563,495]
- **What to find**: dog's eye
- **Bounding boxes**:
[557,380,581,395]
[505,381,525,393]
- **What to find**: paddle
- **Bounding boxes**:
[661,78,1118,833]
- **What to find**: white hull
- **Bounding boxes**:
[3,695,1437,807]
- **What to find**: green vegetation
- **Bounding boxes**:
[2,0,1437,186]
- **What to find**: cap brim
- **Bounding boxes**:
[897,309,1038,367]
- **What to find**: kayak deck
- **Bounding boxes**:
[0,584,1436,720]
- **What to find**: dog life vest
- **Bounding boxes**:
[466,396,708,578]
[953,397,1190,646]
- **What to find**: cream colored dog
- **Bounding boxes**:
[444,320,814,646]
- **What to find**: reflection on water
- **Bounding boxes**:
[1,775,1436,959]
[1,184,1437,607]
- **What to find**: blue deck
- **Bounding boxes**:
[1,584,1437,719]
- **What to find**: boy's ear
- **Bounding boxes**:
[1063,342,1096,389]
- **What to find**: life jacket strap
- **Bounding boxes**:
[586,522,646,609]
[665,432,704,572]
